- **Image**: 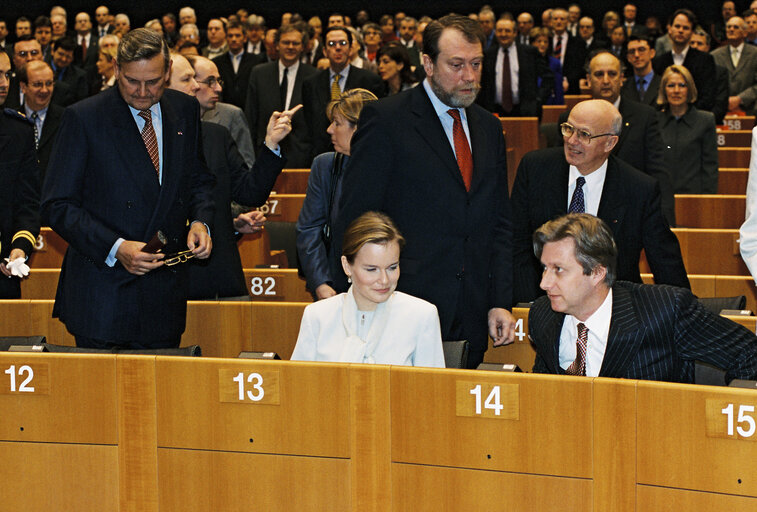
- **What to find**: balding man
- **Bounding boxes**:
[547,7,586,93]
[516,12,534,45]
[73,12,98,70]
[711,16,757,114]
[511,100,688,304]
[95,6,114,38]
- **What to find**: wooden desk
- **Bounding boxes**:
[27,228,67,269]
[675,195,746,229]
[541,105,567,125]
[718,168,748,194]
[719,148,751,168]
[271,168,310,194]
[243,268,311,302]
[716,130,752,147]
[723,116,756,131]
[500,117,539,192]
[256,193,305,223]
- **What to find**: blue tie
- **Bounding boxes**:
[569,176,586,213]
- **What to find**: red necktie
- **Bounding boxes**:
[501,48,513,112]
[138,109,160,175]
[565,323,588,376]
[447,109,472,191]
[80,36,87,64]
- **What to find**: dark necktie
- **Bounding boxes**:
[637,77,647,101]
[280,66,289,110]
[565,323,588,376]
[447,109,472,191]
[30,111,39,150]
[138,109,160,175]
[568,176,586,213]
[80,36,87,64]
[500,48,513,112]
[553,35,563,59]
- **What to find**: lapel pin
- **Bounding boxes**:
[177,131,183,135]
[624,122,629,126]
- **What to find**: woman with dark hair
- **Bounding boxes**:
[531,27,564,105]
[291,211,445,367]
[657,64,718,194]
[296,88,378,300]
[376,42,417,95]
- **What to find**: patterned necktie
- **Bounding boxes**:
[568,176,586,213]
[637,77,647,101]
[553,35,563,59]
[280,66,289,110]
[330,73,341,100]
[565,323,588,376]
[30,111,39,150]
[447,109,472,191]
[500,48,513,112]
[138,109,160,175]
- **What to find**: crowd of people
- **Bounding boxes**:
[2,4,757,379]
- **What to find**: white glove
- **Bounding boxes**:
[5,257,30,278]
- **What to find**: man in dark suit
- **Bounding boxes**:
[513,100,688,305]
[49,37,88,104]
[478,18,553,117]
[0,50,40,299]
[334,15,516,368]
[41,28,215,349]
[303,25,383,158]
[711,16,757,115]
[529,213,757,383]
[548,8,587,94]
[578,17,607,53]
[212,20,264,111]
[73,12,98,73]
[652,9,716,113]
[689,29,728,124]
[246,24,317,168]
[94,6,115,38]
[621,36,659,106]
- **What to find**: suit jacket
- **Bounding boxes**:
[530,281,757,383]
[73,33,99,72]
[711,44,757,111]
[478,43,553,117]
[202,102,256,168]
[548,33,587,94]
[511,148,689,304]
[55,64,89,104]
[303,65,384,158]
[653,48,716,112]
[620,72,661,107]
[333,84,513,356]
[0,108,40,299]
[245,61,317,168]
[40,87,215,343]
[188,122,284,299]
[291,289,445,367]
[212,51,265,111]
[37,103,64,180]
[658,106,718,194]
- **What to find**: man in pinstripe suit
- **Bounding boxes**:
[529,214,757,383]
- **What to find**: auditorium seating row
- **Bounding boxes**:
[3,351,757,511]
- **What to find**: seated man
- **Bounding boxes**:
[529,213,757,383]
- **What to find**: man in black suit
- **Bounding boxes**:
[246,24,316,168]
[73,12,98,73]
[41,29,215,349]
[689,29,728,124]
[529,213,757,383]
[621,36,659,106]
[478,18,553,118]
[212,20,264,111]
[334,15,516,368]
[548,7,586,94]
[49,37,88,105]
[303,25,383,158]
[94,6,114,38]
[578,17,607,53]
[652,9,716,113]
[513,100,688,305]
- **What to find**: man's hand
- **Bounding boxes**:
[489,307,516,347]
[315,283,337,300]
[234,210,266,233]
[116,241,164,275]
[728,95,742,112]
[0,249,27,277]
[265,104,303,148]
[187,222,212,259]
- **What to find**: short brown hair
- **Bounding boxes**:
[342,212,406,264]
[118,27,170,71]
[423,14,485,63]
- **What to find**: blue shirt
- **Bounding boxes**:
[422,79,472,158]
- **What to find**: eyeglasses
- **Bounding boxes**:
[16,49,40,58]
[560,122,616,144]
[627,47,648,55]
[29,80,54,88]
[164,249,195,266]
[327,39,349,47]
[197,76,223,88]
[279,40,302,47]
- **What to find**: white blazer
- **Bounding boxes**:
[291,288,445,368]
[740,127,757,283]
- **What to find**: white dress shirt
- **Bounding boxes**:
[278,60,299,110]
[559,289,613,376]
[495,43,520,106]
[567,159,609,215]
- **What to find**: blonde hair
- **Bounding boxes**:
[342,211,405,264]
[657,64,697,107]
[326,88,378,124]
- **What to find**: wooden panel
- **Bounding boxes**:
[676,228,748,275]
[271,168,310,194]
[565,94,591,110]
[638,484,757,510]
[392,463,592,511]
[500,117,539,193]
[718,168,749,194]
[0,441,118,510]
[637,381,757,496]
[716,130,752,147]
[158,449,351,511]
[156,358,351,457]
[243,268,312,302]
[27,227,67,268]
[19,268,60,299]
[484,307,535,370]
[715,275,757,312]
[28,299,75,346]
[542,104,567,124]
[257,193,305,223]
[183,301,252,357]
[237,229,274,268]
[0,353,117,443]
[0,299,33,335]
[675,195,746,229]
[118,356,159,512]
[251,301,307,359]
[391,368,593,478]
[723,116,756,131]
[719,148,751,168]
[593,378,637,512]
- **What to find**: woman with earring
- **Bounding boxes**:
[291,211,445,367]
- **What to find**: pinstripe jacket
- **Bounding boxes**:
[530,281,757,383]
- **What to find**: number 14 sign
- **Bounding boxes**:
[455,381,519,420]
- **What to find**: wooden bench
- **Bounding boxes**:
[541,105,567,125]
[718,147,751,168]
[716,130,752,147]
[499,117,539,192]
[722,115,756,131]
[718,168,748,194]
[271,168,310,194]
[256,193,304,223]
[675,195,746,229]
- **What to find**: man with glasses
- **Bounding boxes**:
[303,25,383,157]
[0,50,40,299]
[511,99,688,304]
[212,20,264,111]
[18,60,63,176]
[6,36,43,110]
[621,36,658,106]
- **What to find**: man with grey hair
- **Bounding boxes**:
[529,213,757,383]
[41,28,215,350]
[245,15,265,54]
[511,99,688,304]
[711,16,757,114]
[114,13,130,36]
[179,7,197,27]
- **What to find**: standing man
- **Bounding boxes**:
[622,4,647,37]
[94,6,114,38]
[303,25,383,158]
[516,12,534,45]
[34,16,53,61]
[578,17,606,52]
[621,36,659,106]
[246,24,317,168]
[245,16,265,55]
[0,19,9,51]
[212,20,264,111]
[202,19,228,60]
[478,8,496,50]
[48,37,87,105]
[398,17,422,69]
[41,28,215,349]
[548,7,586,94]
[334,15,516,368]
[0,50,40,299]
[73,12,98,71]
[7,36,44,110]
[711,16,757,114]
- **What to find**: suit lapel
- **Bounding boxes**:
[38,105,62,149]
[467,106,491,193]
[149,95,186,237]
[599,285,647,377]
[597,156,627,230]
[533,303,566,374]
[614,98,632,154]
